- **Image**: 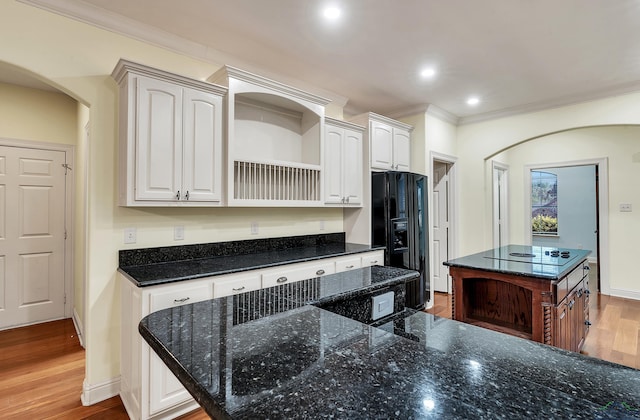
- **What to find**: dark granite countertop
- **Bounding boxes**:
[444,244,591,280]
[118,233,383,287]
[139,267,640,419]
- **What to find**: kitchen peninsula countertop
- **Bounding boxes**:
[118,233,383,287]
[139,269,640,419]
[444,244,591,280]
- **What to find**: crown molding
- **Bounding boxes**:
[459,81,640,125]
[377,103,460,125]
[18,0,348,107]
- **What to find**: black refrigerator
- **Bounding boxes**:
[371,171,430,309]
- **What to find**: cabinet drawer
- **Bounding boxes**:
[262,261,335,288]
[335,255,362,272]
[361,251,384,267]
[213,272,261,298]
[150,284,212,312]
[567,263,585,292]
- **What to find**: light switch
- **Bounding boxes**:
[174,226,185,241]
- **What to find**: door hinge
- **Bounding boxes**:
[64,230,67,240]
[62,163,72,175]
[64,294,67,304]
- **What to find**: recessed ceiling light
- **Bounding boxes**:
[420,68,436,78]
[323,6,342,20]
[466,96,480,106]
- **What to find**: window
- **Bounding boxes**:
[531,170,557,235]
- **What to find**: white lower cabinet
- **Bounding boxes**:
[121,278,214,420]
[212,271,261,298]
[261,260,336,288]
[361,250,384,267]
[120,250,383,419]
[335,255,362,272]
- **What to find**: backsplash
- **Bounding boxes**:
[119,232,346,267]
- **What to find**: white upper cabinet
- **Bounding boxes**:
[324,118,364,206]
[353,112,413,171]
[112,59,227,206]
[208,66,330,207]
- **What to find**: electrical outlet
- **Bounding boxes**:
[319,220,325,231]
[251,222,259,235]
[619,203,632,212]
[174,226,185,241]
[124,227,137,244]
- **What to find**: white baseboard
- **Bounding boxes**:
[81,377,121,406]
[607,288,640,301]
[71,308,85,348]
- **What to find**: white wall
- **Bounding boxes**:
[460,116,640,300]
[0,0,343,396]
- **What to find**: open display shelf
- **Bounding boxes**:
[209,66,330,207]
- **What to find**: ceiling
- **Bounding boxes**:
[11,0,640,123]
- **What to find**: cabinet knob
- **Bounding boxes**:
[316,269,325,275]
[176,190,181,200]
[276,276,288,284]
[585,320,592,326]
[185,191,190,200]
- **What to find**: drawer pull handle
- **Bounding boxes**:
[371,260,378,264]
[277,276,288,283]
[345,265,354,269]
[174,297,190,303]
[316,269,325,275]
[232,286,245,291]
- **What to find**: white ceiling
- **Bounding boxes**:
[12,0,640,123]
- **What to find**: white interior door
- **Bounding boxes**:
[0,146,66,330]
[432,162,450,293]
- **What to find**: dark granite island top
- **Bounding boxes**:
[118,233,383,287]
[443,244,591,279]
[139,269,640,419]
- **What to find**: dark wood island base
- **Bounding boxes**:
[445,245,591,352]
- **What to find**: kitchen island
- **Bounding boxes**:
[444,245,591,351]
[139,280,640,419]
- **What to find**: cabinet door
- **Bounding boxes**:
[370,121,394,170]
[182,88,223,202]
[555,300,570,350]
[136,76,183,201]
[324,125,344,204]
[148,284,211,415]
[393,128,411,171]
[342,128,363,205]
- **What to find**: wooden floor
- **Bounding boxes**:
[1,289,638,420]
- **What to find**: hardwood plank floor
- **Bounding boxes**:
[2,286,638,419]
